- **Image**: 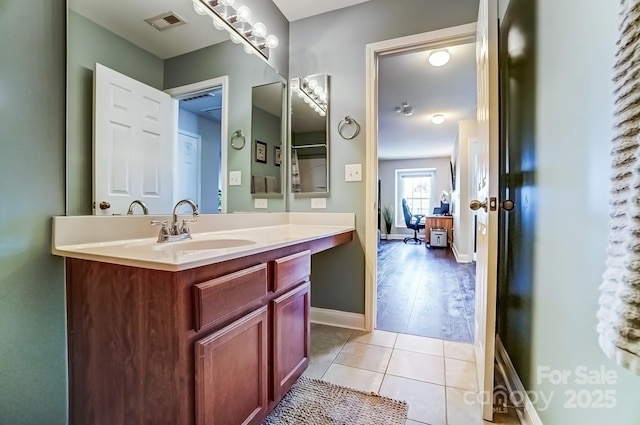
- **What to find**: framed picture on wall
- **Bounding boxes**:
[255,140,267,163]
[274,145,281,166]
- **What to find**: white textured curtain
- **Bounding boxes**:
[598,0,640,375]
[291,149,301,193]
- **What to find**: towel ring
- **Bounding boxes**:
[230,129,246,150]
[338,116,360,140]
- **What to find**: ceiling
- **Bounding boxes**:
[378,42,477,160]
[271,0,371,21]
[71,0,476,160]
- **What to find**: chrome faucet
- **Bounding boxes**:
[151,199,199,243]
[127,200,149,215]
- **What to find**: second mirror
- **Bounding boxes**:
[290,73,329,194]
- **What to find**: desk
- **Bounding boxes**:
[424,215,453,246]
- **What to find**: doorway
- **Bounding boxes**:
[166,76,229,213]
[369,30,479,344]
[368,29,476,343]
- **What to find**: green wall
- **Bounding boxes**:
[164,42,287,213]
[289,0,480,313]
[528,0,640,422]
[0,1,68,424]
[67,10,164,215]
[251,105,283,192]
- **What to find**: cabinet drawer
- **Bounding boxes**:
[273,250,311,293]
[193,264,267,331]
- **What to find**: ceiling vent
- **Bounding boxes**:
[182,93,215,102]
[145,11,186,31]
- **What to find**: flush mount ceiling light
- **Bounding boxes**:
[395,101,413,116]
[192,0,279,61]
[428,49,451,67]
[431,114,446,124]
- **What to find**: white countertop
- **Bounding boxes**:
[52,213,355,271]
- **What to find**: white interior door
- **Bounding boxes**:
[175,130,202,208]
[474,0,499,421]
[94,63,175,215]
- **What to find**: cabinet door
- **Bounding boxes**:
[195,306,268,425]
[272,282,310,403]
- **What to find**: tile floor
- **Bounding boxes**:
[304,324,521,425]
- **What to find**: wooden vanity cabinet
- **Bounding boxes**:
[65,243,319,425]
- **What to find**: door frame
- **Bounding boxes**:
[364,24,477,331]
[165,76,229,213]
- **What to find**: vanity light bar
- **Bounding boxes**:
[296,78,327,116]
[192,0,278,60]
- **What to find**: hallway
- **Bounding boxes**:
[376,241,476,342]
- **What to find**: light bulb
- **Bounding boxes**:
[303,97,310,104]
[319,92,327,101]
[431,114,445,124]
[230,33,241,44]
[236,6,252,22]
[252,22,267,38]
[314,86,323,96]
[428,49,451,67]
[319,111,326,117]
[243,44,254,55]
[265,34,279,49]
[193,2,207,15]
[308,80,318,90]
[212,18,224,30]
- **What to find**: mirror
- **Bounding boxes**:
[290,73,330,194]
[251,82,285,195]
[67,0,287,216]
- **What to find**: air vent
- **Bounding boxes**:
[182,93,215,102]
[145,11,186,31]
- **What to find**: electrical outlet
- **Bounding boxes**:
[311,198,327,209]
[228,171,241,186]
[254,198,268,209]
[345,164,362,182]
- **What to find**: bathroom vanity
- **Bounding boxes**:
[53,213,354,425]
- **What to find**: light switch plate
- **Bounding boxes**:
[229,171,241,186]
[254,198,268,209]
[311,198,327,209]
[345,164,362,182]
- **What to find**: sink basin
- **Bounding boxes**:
[153,238,256,252]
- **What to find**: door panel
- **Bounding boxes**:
[497,0,536,387]
[474,0,499,420]
[194,306,268,425]
[94,63,175,215]
[175,130,202,207]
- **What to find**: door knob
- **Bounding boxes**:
[501,199,515,211]
[470,199,487,212]
[99,201,111,210]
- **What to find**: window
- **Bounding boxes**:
[395,169,436,227]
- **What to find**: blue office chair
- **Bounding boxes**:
[402,199,425,244]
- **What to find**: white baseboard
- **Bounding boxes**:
[310,307,366,330]
[495,336,544,425]
[452,244,473,263]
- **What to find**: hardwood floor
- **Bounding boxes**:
[376,240,476,343]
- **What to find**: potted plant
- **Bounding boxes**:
[382,205,393,238]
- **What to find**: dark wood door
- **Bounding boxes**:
[497,0,536,387]
[194,306,268,425]
[272,282,310,403]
